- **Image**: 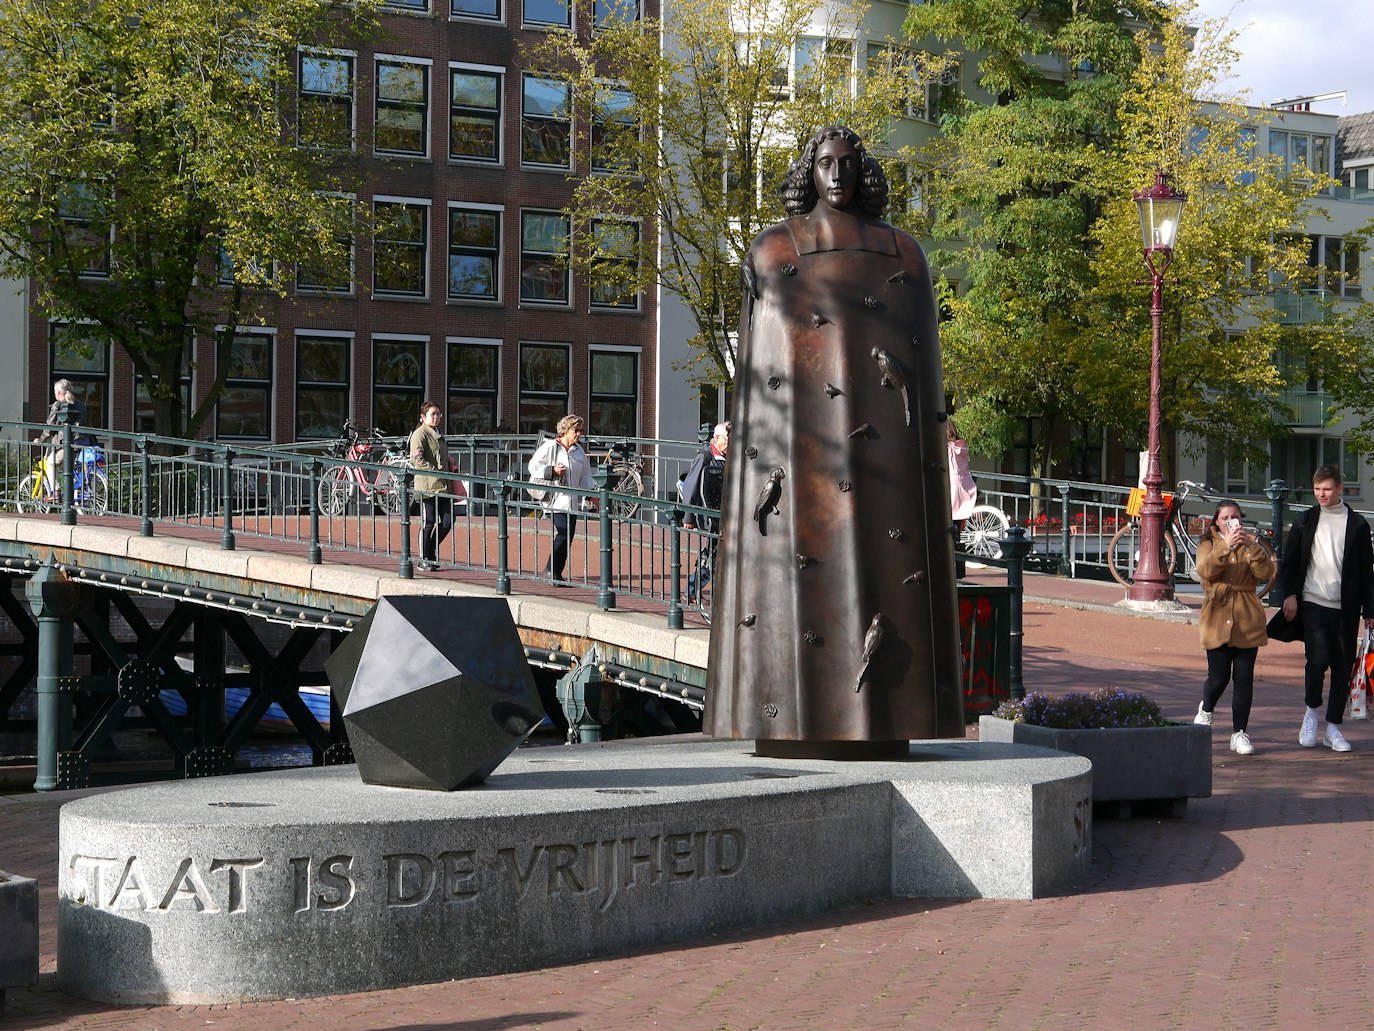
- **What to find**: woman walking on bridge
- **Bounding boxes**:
[1194,499,1275,755]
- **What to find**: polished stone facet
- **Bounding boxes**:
[325,596,543,790]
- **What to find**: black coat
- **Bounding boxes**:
[1278,502,1374,641]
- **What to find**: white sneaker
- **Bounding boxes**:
[1323,724,1352,752]
[1300,707,1320,747]
[1230,731,1254,755]
[1194,702,1213,726]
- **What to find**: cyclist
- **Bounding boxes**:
[680,421,729,604]
[409,402,459,572]
[34,378,93,499]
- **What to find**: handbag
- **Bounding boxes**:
[1350,630,1372,720]
[1266,606,1303,643]
[525,439,562,503]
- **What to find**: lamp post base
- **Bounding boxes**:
[1116,597,1189,614]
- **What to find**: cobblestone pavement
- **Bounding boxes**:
[3,575,1372,1030]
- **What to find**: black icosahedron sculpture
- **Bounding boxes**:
[325,595,544,790]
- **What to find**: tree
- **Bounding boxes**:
[902,0,1327,480]
[524,0,921,387]
[0,0,381,440]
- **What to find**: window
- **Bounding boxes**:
[593,0,637,26]
[1269,436,1361,501]
[866,45,957,122]
[296,333,351,440]
[217,330,274,440]
[372,337,426,435]
[589,218,639,309]
[55,182,111,278]
[1268,128,1333,181]
[447,339,500,433]
[384,0,429,10]
[50,323,111,428]
[591,85,637,173]
[375,58,429,157]
[218,247,274,288]
[521,74,571,167]
[448,204,502,301]
[450,66,502,162]
[794,36,853,98]
[1324,237,1362,299]
[373,199,429,297]
[589,349,638,436]
[298,51,355,149]
[451,0,499,19]
[520,210,570,304]
[295,236,353,294]
[135,338,193,433]
[518,344,569,434]
[523,0,569,28]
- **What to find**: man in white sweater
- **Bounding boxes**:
[1280,466,1374,752]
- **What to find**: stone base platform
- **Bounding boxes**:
[57,738,1092,1004]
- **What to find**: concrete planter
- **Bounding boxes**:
[980,716,1211,816]
[0,869,39,1009]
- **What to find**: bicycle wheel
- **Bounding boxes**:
[318,468,351,516]
[960,505,1010,558]
[15,473,50,513]
[78,470,109,515]
[1107,522,1178,588]
[607,465,643,520]
[372,467,404,516]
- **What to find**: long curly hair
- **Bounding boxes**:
[780,126,889,217]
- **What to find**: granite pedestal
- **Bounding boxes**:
[57,738,1091,1003]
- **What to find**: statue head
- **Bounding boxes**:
[781,126,889,218]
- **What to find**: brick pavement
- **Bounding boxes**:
[3,573,1373,1030]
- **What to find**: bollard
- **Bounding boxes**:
[495,478,511,595]
[308,459,322,564]
[59,414,76,526]
[668,507,684,630]
[398,468,414,578]
[138,436,153,537]
[1265,479,1289,607]
[1000,526,1033,700]
[594,462,616,610]
[1057,483,1073,576]
[220,446,236,550]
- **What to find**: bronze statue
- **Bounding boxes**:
[704,126,964,758]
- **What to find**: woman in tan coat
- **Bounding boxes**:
[1194,500,1276,754]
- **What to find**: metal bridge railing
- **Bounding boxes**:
[0,421,720,627]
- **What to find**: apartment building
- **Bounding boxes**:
[1176,102,1374,505]
[24,0,658,447]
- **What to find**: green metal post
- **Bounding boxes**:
[495,478,511,595]
[59,415,76,526]
[595,462,615,610]
[668,507,684,630]
[308,459,322,564]
[26,561,81,792]
[1000,527,1033,699]
[220,446,236,551]
[1265,479,1289,607]
[398,468,414,578]
[138,436,153,536]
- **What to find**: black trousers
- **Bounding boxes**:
[1302,602,1354,724]
[420,495,453,562]
[1202,645,1257,733]
[548,512,579,579]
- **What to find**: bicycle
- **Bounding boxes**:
[959,504,1011,558]
[15,443,109,515]
[317,421,411,516]
[594,439,647,520]
[1106,479,1278,596]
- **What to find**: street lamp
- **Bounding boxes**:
[1127,169,1186,604]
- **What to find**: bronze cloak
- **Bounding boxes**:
[704,209,964,746]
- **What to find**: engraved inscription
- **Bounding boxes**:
[68,854,264,913]
[290,854,356,913]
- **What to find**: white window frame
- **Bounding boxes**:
[372,196,432,300]
[448,62,504,165]
[445,336,503,433]
[521,73,573,170]
[588,216,641,311]
[447,200,504,304]
[297,48,357,151]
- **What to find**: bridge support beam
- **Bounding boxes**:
[25,560,82,791]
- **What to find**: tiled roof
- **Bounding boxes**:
[1336,111,1374,170]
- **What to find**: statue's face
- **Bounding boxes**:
[813,136,859,211]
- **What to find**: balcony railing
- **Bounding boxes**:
[1273,288,1332,325]
[1280,389,1333,427]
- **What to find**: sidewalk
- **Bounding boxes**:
[4,574,1372,1030]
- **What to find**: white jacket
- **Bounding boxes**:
[528,437,596,513]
